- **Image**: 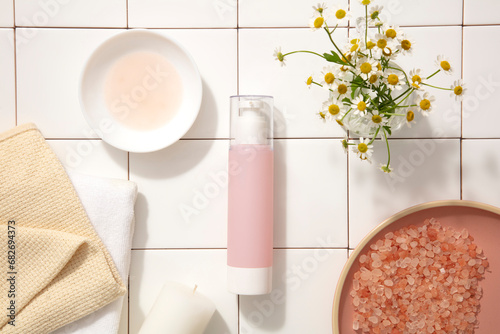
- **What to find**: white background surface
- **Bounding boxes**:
[1,1,499,333]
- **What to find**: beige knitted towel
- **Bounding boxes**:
[0,124,126,333]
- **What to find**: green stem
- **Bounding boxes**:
[283,50,325,58]
[365,6,368,48]
[381,113,405,116]
[368,127,381,145]
[421,82,452,91]
[426,69,440,80]
[323,26,354,67]
[340,108,352,121]
[384,128,391,167]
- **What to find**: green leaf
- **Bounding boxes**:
[383,126,392,136]
[323,51,347,65]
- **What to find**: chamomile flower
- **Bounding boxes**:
[317,111,327,122]
[373,33,396,59]
[436,55,453,75]
[312,2,327,14]
[384,71,404,90]
[353,137,373,161]
[415,92,436,115]
[408,68,426,90]
[331,5,350,25]
[450,80,466,101]
[380,164,393,173]
[356,57,378,80]
[322,98,345,119]
[273,47,286,66]
[383,25,403,41]
[396,34,415,56]
[321,66,338,88]
[309,12,326,31]
[359,0,373,6]
[405,108,417,128]
[344,37,363,58]
[351,96,370,116]
[368,6,383,25]
[331,81,352,99]
[369,110,388,127]
[306,76,314,88]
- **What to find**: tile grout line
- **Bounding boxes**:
[460,0,465,201]
[126,0,129,29]
[127,151,130,334]
[236,1,240,333]
[346,0,350,251]
[12,0,17,126]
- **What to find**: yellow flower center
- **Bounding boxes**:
[357,101,367,111]
[329,104,340,115]
[336,119,344,126]
[377,39,387,49]
[440,60,451,71]
[382,48,393,57]
[361,0,371,5]
[372,115,383,124]
[342,53,352,63]
[340,65,349,72]
[336,9,346,19]
[377,63,382,71]
[338,84,348,94]
[351,44,359,52]
[360,62,372,74]
[420,99,431,110]
[387,74,399,85]
[386,29,397,39]
[314,17,324,29]
[366,41,376,49]
[319,111,326,119]
[401,40,411,50]
[358,143,368,153]
[324,72,335,84]
[306,76,313,86]
[412,75,422,84]
[351,39,360,45]
[411,82,421,89]
[454,86,463,96]
[369,74,378,84]
[370,11,379,20]
[406,110,415,122]
[277,52,284,62]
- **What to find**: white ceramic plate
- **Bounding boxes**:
[79,30,202,153]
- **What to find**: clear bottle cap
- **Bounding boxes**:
[230,95,273,147]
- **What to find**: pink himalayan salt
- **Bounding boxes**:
[351,218,489,334]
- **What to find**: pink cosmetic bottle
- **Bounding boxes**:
[227,95,274,295]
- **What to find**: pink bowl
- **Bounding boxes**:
[332,200,500,334]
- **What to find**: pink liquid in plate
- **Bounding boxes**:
[228,145,273,268]
[103,51,183,131]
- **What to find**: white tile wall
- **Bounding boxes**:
[0,0,13,27]
[464,0,500,25]
[463,26,500,138]
[14,0,126,27]
[349,0,463,26]
[462,139,500,208]
[128,0,237,28]
[0,29,15,132]
[16,28,123,138]
[1,1,499,333]
[239,0,349,28]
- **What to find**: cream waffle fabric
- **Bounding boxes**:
[0,124,126,333]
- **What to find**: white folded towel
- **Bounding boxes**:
[51,170,138,334]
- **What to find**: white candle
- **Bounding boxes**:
[138,281,216,334]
